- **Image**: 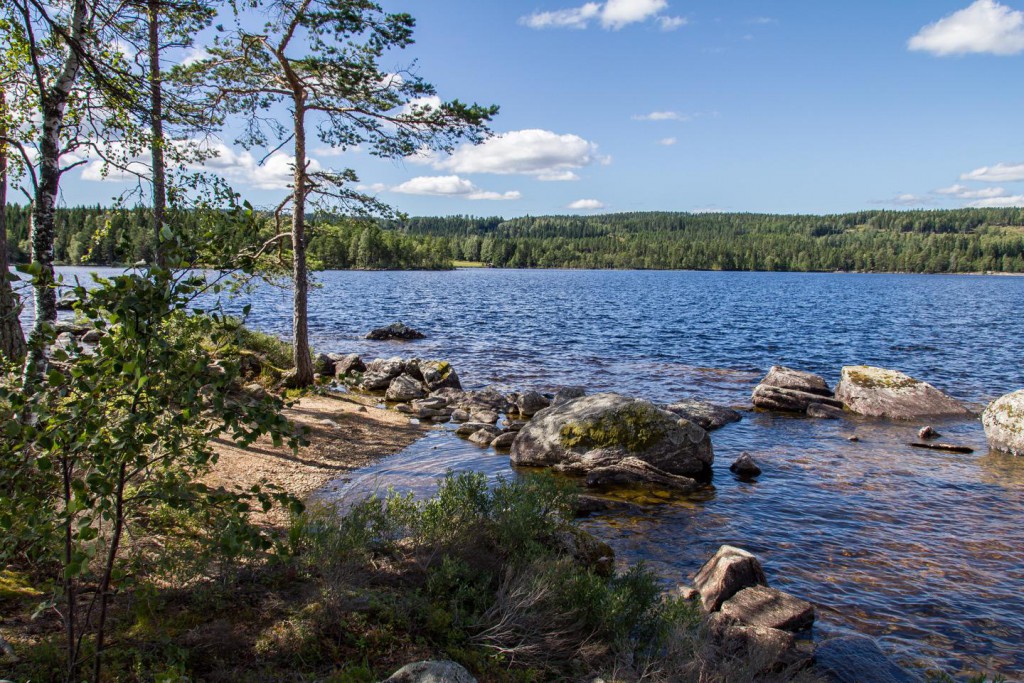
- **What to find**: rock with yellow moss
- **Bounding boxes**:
[982,389,1024,456]
[835,366,970,420]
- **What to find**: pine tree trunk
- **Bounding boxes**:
[0,94,27,363]
[147,0,167,268]
[289,100,314,386]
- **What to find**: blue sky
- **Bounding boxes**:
[58,0,1024,216]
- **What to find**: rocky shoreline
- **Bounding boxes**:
[316,343,1023,682]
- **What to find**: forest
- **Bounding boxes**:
[6,204,1024,273]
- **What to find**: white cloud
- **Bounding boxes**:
[871,193,935,207]
[658,16,687,31]
[969,195,1024,207]
[632,111,687,121]
[908,0,1024,56]
[313,145,361,157]
[391,175,520,200]
[935,184,1009,199]
[520,3,601,29]
[356,182,388,194]
[567,198,606,210]
[658,137,677,146]
[602,0,667,29]
[199,143,323,190]
[960,162,1024,182]
[401,95,443,117]
[428,129,605,179]
[748,17,778,25]
[180,47,211,66]
[520,0,678,31]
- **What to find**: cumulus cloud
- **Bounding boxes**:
[521,0,680,31]
[960,161,1024,182]
[566,198,606,210]
[658,137,678,146]
[969,194,1024,207]
[401,95,443,116]
[391,175,520,200]
[423,129,605,179]
[180,47,211,66]
[935,184,1009,199]
[520,3,601,29]
[909,0,1024,56]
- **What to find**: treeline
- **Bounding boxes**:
[389,209,1024,273]
[7,204,1024,273]
[3,205,454,270]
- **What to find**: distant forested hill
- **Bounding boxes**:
[6,205,1024,273]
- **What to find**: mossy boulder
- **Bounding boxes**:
[510,393,713,486]
[982,389,1024,456]
[835,366,971,420]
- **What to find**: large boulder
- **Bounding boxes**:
[835,366,970,420]
[693,545,768,612]
[706,613,806,675]
[982,389,1024,456]
[719,585,815,632]
[385,374,427,402]
[813,635,923,683]
[510,393,713,483]
[752,366,844,414]
[384,661,476,683]
[662,399,742,431]
[365,322,425,341]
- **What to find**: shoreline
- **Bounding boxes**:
[206,392,426,525]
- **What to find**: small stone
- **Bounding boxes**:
[450,409,471,423]
[552,386,587,406]
[383,660,477,683]
[848,436,860,442]
[729,452,762,478]
[807,402,845,419]
[491,432,517,450]
[469,427,501,446]
[81,329,102,343]
[517,390,551,417]
[385,374,427,402]
[676,585,699,601]
[334,353,366,377]
[918,425,940,440]
[470,409,499,424]
[456,422,493,437]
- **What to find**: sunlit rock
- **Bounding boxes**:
[982,389,1024,456]
[835,366,970,420]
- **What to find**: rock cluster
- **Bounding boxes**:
[693,545,814,674]
[752,366,845,417]
[510,393,713,493]
[332,355,462,406]
[982,389,1024,456]
[365,321,426,341]
[835,366,970,420]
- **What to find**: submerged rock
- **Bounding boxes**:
[918,425,940,440]
[807,402,845,419]
[835,366,970,420]
[813,635,924,683]
[730,452,762,478]
[365,322,426,341]
[982,389,1024,456]
[662,399,742,431]
[584,456,701,493]
[752,366,844,414]
[693,545,768,612]
[719,585,815,632]
[510,393,713,484]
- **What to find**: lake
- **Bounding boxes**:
[40,267,1024,678]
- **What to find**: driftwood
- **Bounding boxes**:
[908,442,974,454]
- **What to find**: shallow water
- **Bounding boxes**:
[40,267,1024,678]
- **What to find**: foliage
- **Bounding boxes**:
[0,256,304,682]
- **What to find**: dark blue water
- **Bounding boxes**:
[39,268,1024,679]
